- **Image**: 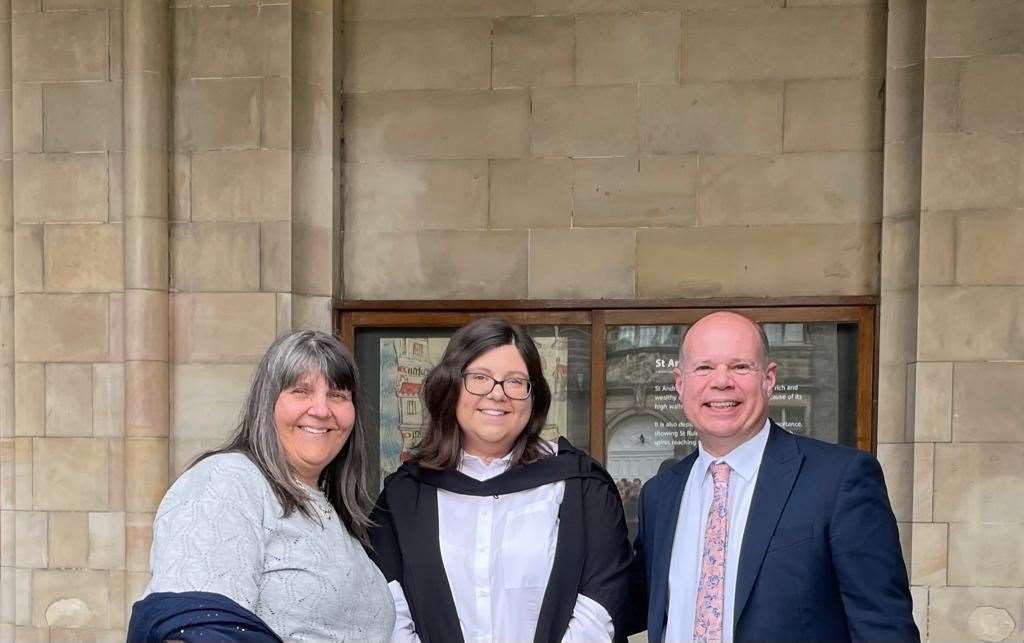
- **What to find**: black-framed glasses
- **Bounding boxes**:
[461,372,533,400]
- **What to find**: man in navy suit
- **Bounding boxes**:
[624,311,918,642]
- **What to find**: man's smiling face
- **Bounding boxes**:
[673,312,777,457]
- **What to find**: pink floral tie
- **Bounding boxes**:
[694,462,731,643]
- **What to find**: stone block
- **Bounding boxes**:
[876,443,913,522]
[573,157,697,227]
[576,13,679,85]
[345,160,488,232]
[487,159,571,229]
[31,569,109,628]
[875,362,909,445]
[44,224,124,292]
[171,153,191,222]
[910,522,947,586]
[344,230,528,299]
[108,294,124,363]
[534,0,636,11]
[109,152,123,222]
[0,512,11,565]
[345,19,490,91]
[15,511,46,568]
[33,437,108,510]
[887,0,925,69]
[0,440,12,509]
[261,76,290,150]
[911,362,952,442]
[918,211,954,286]
[106,439,124,511]
[14,437,31,509]
[174,6,285,79]
[925,0,1024,58]
[683,7,885,81]
[171,293,277,363]
[930,587,1023,642]
[12,224,41,293]
[291,223,334,297]
[921,133,1023,211]
[912,442,933,522]
[16,567,31,625]
[639,82,782,154]
[43,81,123,152]
[125,512,152,573]
[530,229,635,298]
[12,11,107,81]
[191,150,290,221]
[959,55,1024,134]
[948,523,1024,587]
[14,294,108,362]
[698,152,882,225]
[292,7,332,88]
[125,438,168,512]
[124,361,169,437]
[48,511,88,568]
[259,220,290,292]
[109,8,122,80]
[922,58,960,135]
[918,286,1024,361]
[953,362,1024,442]
[88,512,125,570]
[14,362,43,437]
[345,89,530,161]
[170,222,260,292]
[878,289,918,367]
[956,210,1024,285]
[43,0,119,7]
[93,363,124,438]
[171,363,253,441]
[45,364,93,437]
[12,82,42,153]
[880,214,919,291]
[934,442,1024,523]
[124,290,169,362]
[344,0,531,19]
[882,139,922,217]
[493,16,573,88]
[125,216,169,291]
[636,224,879,297]
[275,292,292,334]
[173,78,260,151]
[531,85,637,157]
[14,153,108,223]
[784,79,883,152]
[884,65,923,146]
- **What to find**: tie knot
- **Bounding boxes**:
[710,461,731,484]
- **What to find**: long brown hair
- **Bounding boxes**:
[412,318,553,469]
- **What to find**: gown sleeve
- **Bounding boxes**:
[569,475,632,641]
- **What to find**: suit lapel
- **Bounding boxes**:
[733,423,803,627]
[650,453,696,638]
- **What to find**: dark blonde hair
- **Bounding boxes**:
[412,318,553,469]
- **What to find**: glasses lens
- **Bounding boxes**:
[502,378,532,400]
[464,373,496,395]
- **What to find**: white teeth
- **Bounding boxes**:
[299,426,329,434]
[707,402,738,408]
[479,409,508,416]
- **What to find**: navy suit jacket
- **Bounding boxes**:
[625,422,919,643]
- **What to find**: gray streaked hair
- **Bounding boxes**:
[193,329,374,545]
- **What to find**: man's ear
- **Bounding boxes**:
[763,361,778,394]
[673,367,684,398]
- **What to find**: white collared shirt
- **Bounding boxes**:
[664,419,771,643]
[389,448,614,643]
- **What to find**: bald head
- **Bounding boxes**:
[679,311,770,367]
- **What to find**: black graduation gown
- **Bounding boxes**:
[369,437,632,643]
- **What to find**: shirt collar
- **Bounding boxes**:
[458,449,514,481]
[696,417,771,483]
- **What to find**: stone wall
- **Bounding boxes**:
[341,0,886,299]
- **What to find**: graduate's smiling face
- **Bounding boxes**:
[456,343,533,461]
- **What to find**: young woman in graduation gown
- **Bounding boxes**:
[370,317,632,643]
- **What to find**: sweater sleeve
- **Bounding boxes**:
[145,455,267,611]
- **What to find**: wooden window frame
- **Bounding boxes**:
[336,296,878,460]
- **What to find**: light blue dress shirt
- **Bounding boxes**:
[664,419,771,643]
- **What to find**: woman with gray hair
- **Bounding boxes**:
[129,329,395,642]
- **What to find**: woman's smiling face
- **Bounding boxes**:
[273,370,355,487]
[455,344,533,461]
